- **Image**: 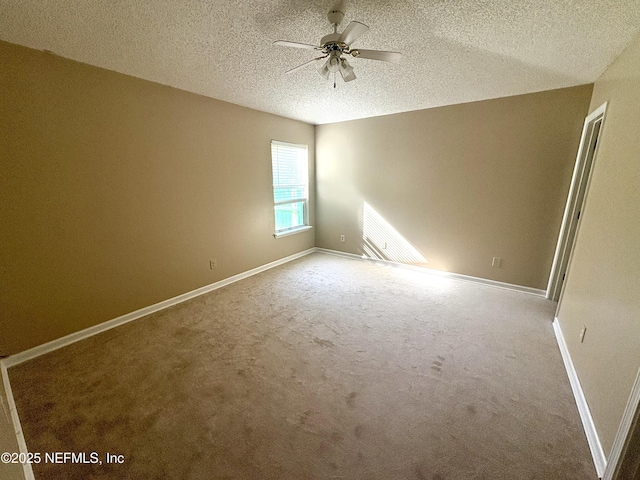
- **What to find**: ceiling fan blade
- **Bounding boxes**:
[338,21,369,45]
[286,56,327,74]
[351,49,401,63]
[273,40,321,51]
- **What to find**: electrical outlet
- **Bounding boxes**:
[210,259,217,269]
[492,257,501,267]
[383,242,387,249]
[579,325,587,343]
[340,235,345,243]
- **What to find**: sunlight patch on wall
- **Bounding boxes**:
[360,201,428,265]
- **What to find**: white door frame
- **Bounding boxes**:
[549,101,640,479]
[546,102,607,301]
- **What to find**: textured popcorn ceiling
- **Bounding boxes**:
[1,1,639,125]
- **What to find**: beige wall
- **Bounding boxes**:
[315,85,593,289]
[0,41,315,355]
[556,33,640,456]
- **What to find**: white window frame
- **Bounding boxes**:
[271,140,311,238]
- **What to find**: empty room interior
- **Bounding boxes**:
[1,1,639,479]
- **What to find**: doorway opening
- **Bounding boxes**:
[546,102,607,302]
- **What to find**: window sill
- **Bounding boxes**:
[273,225,313,238]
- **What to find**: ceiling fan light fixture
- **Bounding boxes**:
[274,3,402,84]
[339,57,356,82]
[327,54,341,73]
[318,60,330,79]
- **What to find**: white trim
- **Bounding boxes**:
[546,119,590,298]
[3,248,316,368]
[546,102,608,300]
[552,318,606,478]
[603,366,640,480]
[3,247,611,480]
[316,248,545,296]
[1,246,548,369]
[273,225,313,238]
[1,360,35,480]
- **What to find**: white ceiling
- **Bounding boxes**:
[1,1,639,125]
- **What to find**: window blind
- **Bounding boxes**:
[271,141,309,233]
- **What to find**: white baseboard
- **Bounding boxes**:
[553,318,606,478]
[1,361,35,480]
[3,246,544,368]
[1,247,316,480]
[1,248,608,480]
[316,248,546,296]
[3,248,316,368]
[603,365,640,480]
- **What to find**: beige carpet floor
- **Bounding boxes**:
[9,253,597,479]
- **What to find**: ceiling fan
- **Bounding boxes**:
[273,1,401,86]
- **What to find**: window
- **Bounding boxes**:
[271,140,309,236]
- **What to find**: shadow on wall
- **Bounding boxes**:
[358,201,428,266]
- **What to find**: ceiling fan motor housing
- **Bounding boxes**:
[320,33,343,48]
[327,9,344,27]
